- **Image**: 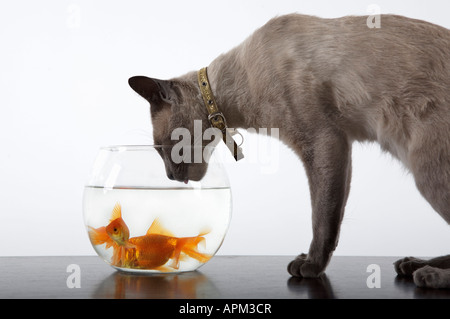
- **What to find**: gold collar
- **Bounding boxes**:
[198,67,244,161]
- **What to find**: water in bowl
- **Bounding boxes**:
[83,185,231,273]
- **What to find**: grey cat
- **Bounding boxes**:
[128,14,450,289]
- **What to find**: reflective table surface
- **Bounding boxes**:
[1,256,449,299]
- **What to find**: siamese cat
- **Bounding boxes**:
[128,14,450,289]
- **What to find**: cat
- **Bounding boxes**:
[128,13,450,289]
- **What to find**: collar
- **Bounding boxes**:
[198,67,244,161]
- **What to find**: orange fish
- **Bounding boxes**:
[88,203,212,271]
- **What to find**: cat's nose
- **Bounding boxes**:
[167,172,175,180]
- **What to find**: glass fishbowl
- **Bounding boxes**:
[83,145,232,274]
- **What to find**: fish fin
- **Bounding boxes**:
[112,245,132,267]
[168,258,180,270]
[173,234,212,265]
[124,242,136,249]
[111,245,123,267]
[182,247,212,264]
[154,265,174,272]
[88,226,113,248]
[146,218,175,237]
[178,253,190,262]
[110,202,122,222]
[197,227,211,237]
[182,248,212,263]
[168,250,190,269]
[198,228,211,249]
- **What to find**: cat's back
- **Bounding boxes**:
[243,13,450,98]
[257,13,450,42]
[251,13,450,59]
[242,14,450,103]
[238,14,450,148]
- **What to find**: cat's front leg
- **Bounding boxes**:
[288,132,352,278]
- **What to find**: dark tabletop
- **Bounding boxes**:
[0,255,449,299]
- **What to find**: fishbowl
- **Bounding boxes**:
[83,145,232,273]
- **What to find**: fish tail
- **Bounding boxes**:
[88,225,135,268]
[178,231,212,264]
[182,246,212,264]
[88,226,114,249]
[197,227,211,237]
[168,228,212,269]
[187,227,211,250]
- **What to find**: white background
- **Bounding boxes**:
[1,0,450,257]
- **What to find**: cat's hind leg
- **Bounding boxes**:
[395,133,450,288]
[413,266,450,289]
[395,255,450,276]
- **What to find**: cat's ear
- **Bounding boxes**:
[128,76,176,111]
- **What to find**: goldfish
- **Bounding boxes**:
[88,203,212,271]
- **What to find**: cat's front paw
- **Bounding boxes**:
[394,256,426,276]
[413,266,450,289]
[287,253,324,278]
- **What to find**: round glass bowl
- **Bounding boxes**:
[83,145,232,273]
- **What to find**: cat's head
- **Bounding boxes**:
[128,73,218,183]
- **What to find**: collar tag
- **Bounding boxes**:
[198,67,244,161]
